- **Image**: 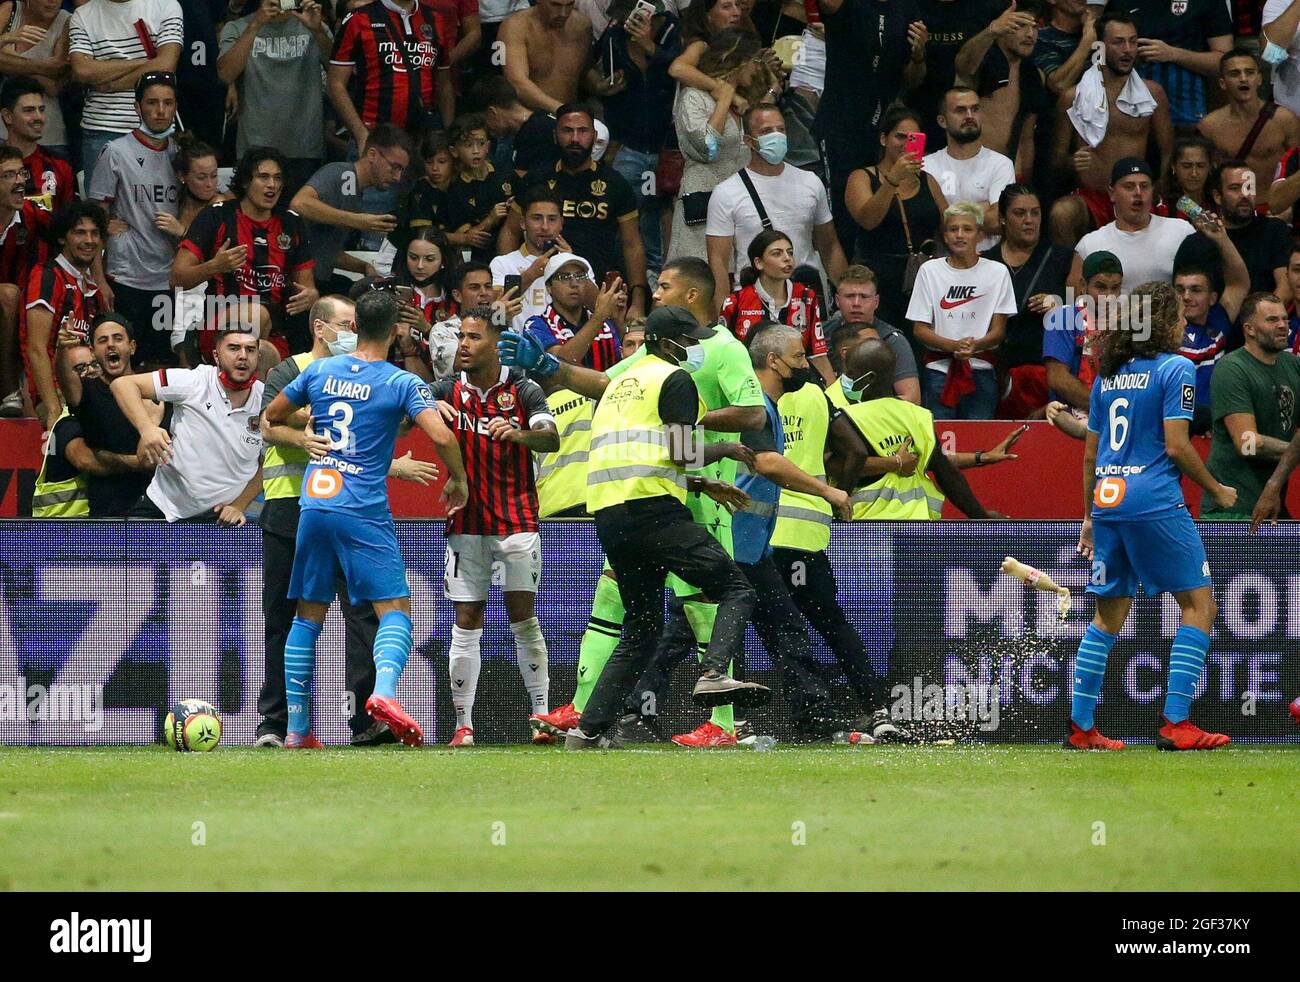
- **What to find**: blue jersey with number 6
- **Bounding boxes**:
[280,355,434,518]
[1087,352,1195,521]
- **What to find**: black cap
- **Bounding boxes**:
[643,305,713,342]
[1082,250,1123,280]
[1110,156,1153,185]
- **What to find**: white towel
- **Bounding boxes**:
[1067,65,1158,148]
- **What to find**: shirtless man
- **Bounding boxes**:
[500,0,622,115]
[1048,12,1173,248]
[954,0,1045,175]
[1197,49,1300,206]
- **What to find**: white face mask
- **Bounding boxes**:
[1262,35,1290,67]
[327,328,358,356]
[667,338,705,373]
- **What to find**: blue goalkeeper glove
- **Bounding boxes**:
[497,330,560,378]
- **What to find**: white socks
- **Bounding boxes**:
[511,617,550,714]
[449,625,482,730]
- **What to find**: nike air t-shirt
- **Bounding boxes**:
[905,256,1017,373]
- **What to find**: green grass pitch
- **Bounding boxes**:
[1,745,1296,891]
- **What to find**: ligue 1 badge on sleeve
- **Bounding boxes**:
[277,233,292,250]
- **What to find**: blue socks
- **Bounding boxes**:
[1164,625,1210,723]
[285,616,323,736]
[1071,624,1117,731]
[374,610,413,699]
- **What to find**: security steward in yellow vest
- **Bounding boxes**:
[831,339,994,520]
[256,296,438,747]
[496,305,769,746]
[32,404,91,517]
[535,384,593,517]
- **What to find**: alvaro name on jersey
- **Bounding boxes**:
[280,355,434,518]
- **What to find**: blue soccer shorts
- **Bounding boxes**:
[1087,509,1211,599]
[288,508,410,604]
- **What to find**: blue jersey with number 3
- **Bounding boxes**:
[1087,353,1195,521]
[280,355,434,517]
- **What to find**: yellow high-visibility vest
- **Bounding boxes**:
[262,351,316,501]
[840,395,945,519]
[771,381,832,552]
[537,387,594,517]
[32,407,90,517]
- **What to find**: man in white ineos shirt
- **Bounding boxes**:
[490,187,573,333]
[1072,157,1195,292]
[111,327,265,523]
[923,87,1016,251]
[705,104,847,308]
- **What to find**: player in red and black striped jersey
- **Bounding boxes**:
[172,148,318,366]
[430,306,559,747]
[327,0,456,147]
[0,145,51,415]
[523,253,624,372]
[0,77,75,213]
[22,202,106,424]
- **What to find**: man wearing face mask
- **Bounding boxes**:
[500,303,770,748]
[706,104,847,312]
[254,294,439,748]
[87,73,182,369]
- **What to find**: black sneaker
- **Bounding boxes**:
[564,727,625,750]
[692,670,771,708]
[351,720,398,746]
[614,713,664,744]
[856,708,915,744]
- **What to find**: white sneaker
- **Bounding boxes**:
[253,732,284,749]
[0,390,22,418]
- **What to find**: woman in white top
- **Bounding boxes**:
[0,0,70,153]
[666,29,765,263]
[906,201,1018,420]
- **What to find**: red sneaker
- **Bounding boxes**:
[284,732,324,749]
[529,702,580,738]
[671,721,738,748]
[364,694,424,748]
[1289,697,1300,726]
[1157,716,1229,751]
[449,726,474,748]
[1063,722,1124,750]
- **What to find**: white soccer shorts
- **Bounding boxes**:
[444,532,542,602]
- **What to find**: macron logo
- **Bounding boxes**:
[50,912,152,963]
[939,286,982,310]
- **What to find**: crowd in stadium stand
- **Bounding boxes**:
[9,0,1300,523]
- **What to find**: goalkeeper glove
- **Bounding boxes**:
[497,330,560,378]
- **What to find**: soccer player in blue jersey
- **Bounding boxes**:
[264,290,469,748]
[1071,281,1237,751]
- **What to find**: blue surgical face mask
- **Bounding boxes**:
[1263,39,1290,67]
[327,328,358,356]
[144,121,177,140]
[754,132,788,166]
[840,371,872,402]
[667,338,705,373]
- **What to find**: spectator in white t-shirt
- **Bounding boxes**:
[111,326,265,523]
[923,87,1017,251]
[907,201,1018,420]
[68,0,184,194]
[1263,1,1300,118]
[705,103,847,310]
[490,187,573,333]
[1072,156,1195,292]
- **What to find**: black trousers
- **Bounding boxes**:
[258,498,379,738]
[771,546,887,712]
[625,594,700,719]
[581,498,756,735]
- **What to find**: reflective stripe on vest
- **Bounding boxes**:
[263,351,317,501]
[32,407,90,517]
[771,382,833,552]
[842,396,945,520]
[851,483,945,514]
[537,388,593,517]
[587,356,695,512]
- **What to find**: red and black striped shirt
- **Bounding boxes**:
[526,304,623,372]
[432,367,553,535]
[23,148,75,213]
[331,1,454,132]
[412,286,456,325]
[180,200,315,313]
[0,201,51,288]
[21,255,102,396]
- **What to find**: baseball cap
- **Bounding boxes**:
[543,252,595,284]
[1110,157,1153,185]
[1082,250,1124,280]
[642,305,713,341]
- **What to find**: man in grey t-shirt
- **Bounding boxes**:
[824,265,921,404]
[288,125,411,290]
[87,73,181,368]
[217,0,333,193]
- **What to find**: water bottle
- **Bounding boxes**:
[1176,195,1204,223]
[831,730,876,746]
[745,735,777,752]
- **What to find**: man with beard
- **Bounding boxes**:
[1049,12,1174,246]
[23,201,105,426]
[0,145,51,418]
[501,105,647,318]
[1197,50,1300,207]
[1204,293,1300,520]
[921,87,1016,249]
[112,326,265,524]
[55,313,167,516]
